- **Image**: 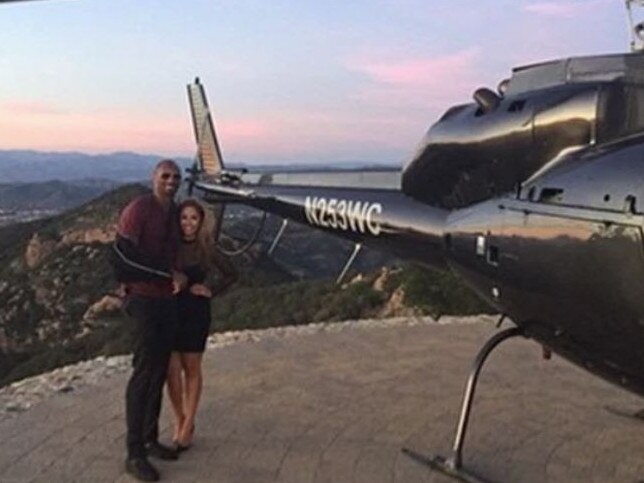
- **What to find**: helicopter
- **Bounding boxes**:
[184,3,644,482]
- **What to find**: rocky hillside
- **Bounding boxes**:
[0,184,295,386]
[0,184,144,350]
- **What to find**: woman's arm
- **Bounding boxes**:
[209,246,238,295]
[189,247,237,298]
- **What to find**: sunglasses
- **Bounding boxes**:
[160,172,181,181]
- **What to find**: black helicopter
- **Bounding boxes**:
[185,4,644,482]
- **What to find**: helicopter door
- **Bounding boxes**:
[446,200,505,308]
[482,225,503,304]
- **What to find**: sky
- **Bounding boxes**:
[0,0,634,166]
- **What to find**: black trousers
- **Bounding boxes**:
[124,295,177,458]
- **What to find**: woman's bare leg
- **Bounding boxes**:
[177,352,203,446]
[166,352,185,442]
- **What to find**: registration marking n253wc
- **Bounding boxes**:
[304,196,382,236]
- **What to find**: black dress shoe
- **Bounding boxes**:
[145,441,179,461]
[125,457,160,482]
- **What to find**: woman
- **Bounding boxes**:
[166,199,237,450]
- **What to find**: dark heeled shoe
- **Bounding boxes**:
[174,442,191,452]
[174,423,195,452]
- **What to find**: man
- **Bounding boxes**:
[112,159,187,482]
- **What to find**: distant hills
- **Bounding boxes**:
[0,149,399,183]
[0,149,399,224]
[0,150,190,183]
[0,149,399,216]
[0,179,121,211]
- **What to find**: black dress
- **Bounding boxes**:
[174,264,211,353]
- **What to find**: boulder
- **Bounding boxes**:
[82,295,122,321]
[60,226,116,245]
[379,286,420,318]
[25,233,56,268]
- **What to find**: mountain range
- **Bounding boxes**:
[0,150,399,183]
[0,179,121,211]
[0,151,189,183]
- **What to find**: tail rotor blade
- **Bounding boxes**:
[187,77,225,176]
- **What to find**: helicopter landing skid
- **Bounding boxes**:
[604,405,644,422]
[401,448,490,483]
[402,327,524,483]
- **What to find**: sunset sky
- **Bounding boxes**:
[0,0,632,165]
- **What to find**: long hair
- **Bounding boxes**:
[177,199,215,268]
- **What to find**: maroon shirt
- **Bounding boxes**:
[117,194,179,298]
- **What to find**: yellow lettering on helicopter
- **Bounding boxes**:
[304,196,382,236]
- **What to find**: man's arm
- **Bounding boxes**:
[111,236,172,281]
[110,197,172,282]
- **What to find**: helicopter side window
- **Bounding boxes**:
[508,100,526,112]
[487,245,499,265]
[624,195,637,214]
[539,187,564,203]
[527,186,537,201]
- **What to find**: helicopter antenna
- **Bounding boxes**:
[626,0,644,52]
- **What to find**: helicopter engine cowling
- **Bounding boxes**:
[401,53,644,209]
[402,84,598,208]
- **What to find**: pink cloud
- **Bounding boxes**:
[524,1,610,18]
[279,48,492,158]
[351,48,480,87]
[0,98,425,162]
[219,119,270,139]
[1,100,67,116]
[0,103,194,155]
[344,48,485,115]
[214,110,424,160]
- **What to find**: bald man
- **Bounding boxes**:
[114,160,187,482]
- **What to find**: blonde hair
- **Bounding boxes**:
[177,199,215,268]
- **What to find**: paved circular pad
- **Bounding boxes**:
[0,319,642,482]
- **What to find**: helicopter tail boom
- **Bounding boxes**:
[192,175,448,270]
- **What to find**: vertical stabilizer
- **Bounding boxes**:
[187,78,225,175]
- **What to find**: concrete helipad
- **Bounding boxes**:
[0,319,643,483]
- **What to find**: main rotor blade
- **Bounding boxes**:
[0,0,75,4]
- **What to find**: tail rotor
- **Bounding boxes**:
[186,78,266,257]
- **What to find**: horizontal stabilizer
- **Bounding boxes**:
[245,169,400,190]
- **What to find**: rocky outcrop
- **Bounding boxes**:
[0,186,149,359]
[24,233,57,268]
[60,226,116,245]
[380,286,420,318]
[82,295,122,321]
